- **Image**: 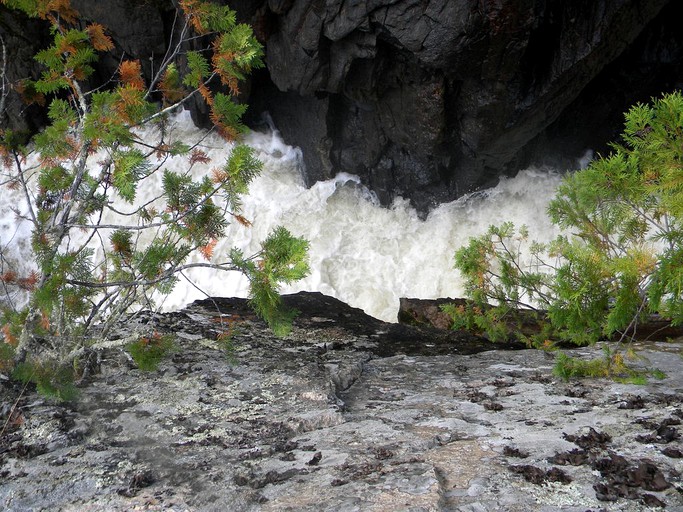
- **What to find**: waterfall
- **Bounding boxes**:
[0,110,568,322]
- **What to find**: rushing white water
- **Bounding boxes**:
[0,110,568,322]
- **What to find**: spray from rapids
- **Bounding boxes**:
[0,111,566,322]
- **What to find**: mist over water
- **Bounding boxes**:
[0,111,567,322]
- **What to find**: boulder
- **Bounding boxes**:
[398,297,683,342]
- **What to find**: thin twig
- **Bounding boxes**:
[1,377,32,438]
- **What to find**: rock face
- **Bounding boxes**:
[251,0,683,211]
[0,8,50,134]
[2,0,683,211]
[2,292,683,510]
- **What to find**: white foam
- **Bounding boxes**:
[0,111,565,322]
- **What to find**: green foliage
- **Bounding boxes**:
[440,299,555,348]
[650,368,667,380]
[552,352,614,381]
[34,28,97,92]
[110,230,133,259]
[12,360,78,402]
[38,165,73,193]
[83,91,136,146]
[127,333,176,371]
[213,23,265,83]
[450,91,683,378]
[34,99,78,158]
[260,226,311,286]
[441,301,512,343]
[451,222,561,346]
[220,144,263,208]
[211,93,248,135]
[112,149,149,202]
[552,347,665,383]
[216,329,238,364]
[183,51,210,88]
[231,227,310,336]
[159,63,184,103]
[0,340,15,372]
[0,127,30,153]
[133,240,184,283]
[440,302,478,332]
[183,0,237,34]
[0,0,36,15]
[0,0,309,395]
[452,91,683,349]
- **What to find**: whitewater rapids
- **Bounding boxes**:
[0,110,567,322]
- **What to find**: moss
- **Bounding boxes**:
[127,332,176,371]
[12,359,78,402]
[553,348,666,383]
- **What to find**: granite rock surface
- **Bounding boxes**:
[1,292,683,511]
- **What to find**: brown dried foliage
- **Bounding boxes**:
[40,311,50,331]
[2,324,18,346]
[179,0,209,34]
[1,271,17,284]
[212,43,239,96]
[18,271,40,291]
[39,0,79,25]
[15,80,46,107]
[198,82,213,106]
[115,86,145,123]
[210,167,226,184]
[86,23,114,52]
[199,238,217,260]
[211,118,238,141]
[118,60,145,91]
[233,214,252,228]
[189,149,211,166]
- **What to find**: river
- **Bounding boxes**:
[1,110,572,322]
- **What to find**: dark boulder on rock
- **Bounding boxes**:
[398,296,683,343]
[195,292,523,356]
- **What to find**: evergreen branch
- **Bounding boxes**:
[65,260,241,289]
[3,0,299,388]
[62,330,146,367]
[138,71,218,126]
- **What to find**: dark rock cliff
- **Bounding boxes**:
[2,0,682,212]
[249,0,682,211]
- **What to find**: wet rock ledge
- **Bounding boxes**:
[1,292,683,511]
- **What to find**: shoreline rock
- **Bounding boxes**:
[399,297,683,343]
[1,292,682,510]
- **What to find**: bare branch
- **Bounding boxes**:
[0,33,8,119]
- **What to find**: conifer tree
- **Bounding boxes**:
[0,0,309,396]
[447,91,683,378]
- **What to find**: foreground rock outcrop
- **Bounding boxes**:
[2,292,682,510]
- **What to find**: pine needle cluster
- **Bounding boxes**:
[0,0,308,398]
[447,91,683,378]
